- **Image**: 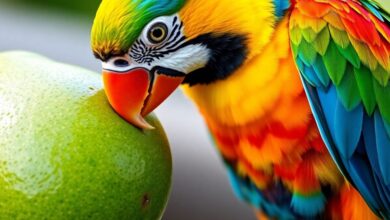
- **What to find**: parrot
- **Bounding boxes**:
[91,0,390,219]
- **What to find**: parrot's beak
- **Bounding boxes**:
[102,68,185,129]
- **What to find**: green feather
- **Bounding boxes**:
[302,27,318,43]
[323,41,347,85]
[329,25,350,49]
[298,39,318,66]
[372,65,389,87]
[313,56,330,87]
[350,38,378,71]
[373,79,390,124]
[336,44,361,69]
[336,64,361,110]
[383,13,390,22]
[354,66,376,115]
[290,26,303,45]
[291,42,299,58]
[312,27,330,56]
[91,0,185,54]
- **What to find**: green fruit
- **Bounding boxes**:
[0,51,172,220]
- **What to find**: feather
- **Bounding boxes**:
[354,66,376,115]
[341,5,381,45]
[226,166,246,201]
[349,38,379,71]
[296,0,331,17]
[312,56,330,88]
[373,79,390,124]
[291,193,326,217]
[298,39,318,66]
[295,11,327,32]
[303,74,380,213]
[312,27,330,55]
[340,185,381,220]
[336,44,361,69]
[329,25,350,49]
[348,150,382,212]
[374,111,390,185]
[322,41,347,85]
[315,85,344,168]
[334,98,363,159]
[291,42,299,59]
[301,61,324,87]
[290,0,390,218]
[273,0,291,18]
[363,114,383,179]
[292,159,326,217]
[91,0,185,56]
[362,1,384,22]
[372,65,389,86]
[369,14,390,43]
[335,65,361,110]
[302,27,318,43]
[290,26,303,45]
[226,165,296,219]
[372,173,390,216]
[383,120,390,138]
[324,11,345,30]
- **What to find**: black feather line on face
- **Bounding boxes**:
[182,33,248,86]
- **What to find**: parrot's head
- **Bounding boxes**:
[91,0,284,129]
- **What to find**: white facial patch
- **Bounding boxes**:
[101,44,210,74]
[101,14,211,75]
[148,44,210,74]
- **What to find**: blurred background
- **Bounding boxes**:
[1,1,389,219]
[0,1,254,219]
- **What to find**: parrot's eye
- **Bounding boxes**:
[147,22,168,44]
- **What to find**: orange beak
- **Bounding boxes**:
[102,68,185,129]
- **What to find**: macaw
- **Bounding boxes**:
[91,0,390,219]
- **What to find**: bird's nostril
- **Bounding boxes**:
[114,59,129,67]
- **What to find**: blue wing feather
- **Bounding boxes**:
[373,173,390,214]
[383,120,390,139]
[300,75,353,181]
[312,56,331,88]
[301,76,385,215]
[374,111,390,185]
[291,2,390,217]
[348,149,382,212]
[302,64,324,88]
[363,115,383,178]
[334,101,364,159]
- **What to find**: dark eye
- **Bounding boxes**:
[147,22,168,44]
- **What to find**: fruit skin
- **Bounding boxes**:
[0,51,172,220]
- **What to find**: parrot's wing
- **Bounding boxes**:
[289,0,390,217]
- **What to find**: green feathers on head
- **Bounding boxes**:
[91,0,186,60]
